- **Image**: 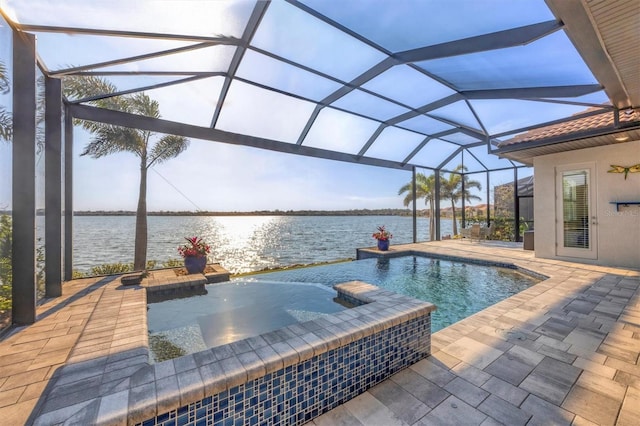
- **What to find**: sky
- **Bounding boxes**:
[1,0,594,213]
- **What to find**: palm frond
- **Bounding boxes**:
[463,178,482,191]
[397,183,412,196]
[81,125,144,158]
[465,193,482,202]
[63,75,117,99]
[0,107,12,142]
[130,93,161,118]
[62,75,128,112]
[0,61,9,94]
[401,193,415,208]
[399,173,436,207]
[147,135,189,167]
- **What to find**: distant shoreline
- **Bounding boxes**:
[2,206,491,217]
[72,209,419,217]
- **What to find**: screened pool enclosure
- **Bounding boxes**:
[1,0,638,326]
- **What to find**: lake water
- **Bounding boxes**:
[72,215,454,274]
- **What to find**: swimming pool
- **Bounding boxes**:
[147,255,538,362]
[247,255,538,332]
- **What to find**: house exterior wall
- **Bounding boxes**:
[533,140,640,268]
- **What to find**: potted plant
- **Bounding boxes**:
[372,225,392,251]
[178,236,210,274]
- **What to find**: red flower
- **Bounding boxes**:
[372,225,392,241]
[178,236,210,258]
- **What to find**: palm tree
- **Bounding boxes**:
[440,165,482,236]
[398,173,436,241]
[0,60,11,142]
[457,171,483,223]
[64,76,190,271]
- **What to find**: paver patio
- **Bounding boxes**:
[0,240,638,425]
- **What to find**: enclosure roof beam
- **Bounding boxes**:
[210,0,269,128]
[462,85,602,100]
[296,57,399,146]
[387,94,464,126]
[49,42,220,76]
[69,104,415,172]
[436,146,464,170]
[14,23,240,44]
[69,75,223,104]
[395,20,561,62]
[402,129,456,165]
[358,124,387,157]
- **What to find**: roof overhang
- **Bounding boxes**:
[496,124,640,165]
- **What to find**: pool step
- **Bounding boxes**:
[141,263,231,302]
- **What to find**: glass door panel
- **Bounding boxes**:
[556,164,597,259]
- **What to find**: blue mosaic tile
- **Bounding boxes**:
[137,312,431,426]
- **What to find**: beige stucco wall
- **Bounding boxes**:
[533,140,640,268]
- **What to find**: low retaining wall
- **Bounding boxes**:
[134,281,436,425]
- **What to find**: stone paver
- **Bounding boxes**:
[443,377,489,407]
[562,385,621,425]
[367,380,430,425]
[1,240,639,425]
[441,336,503,370]
[415,395,487,426]
[617,385,640,426]
[478,394,532,426]
[519,356,582,404]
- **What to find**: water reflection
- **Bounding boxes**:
[376,257,390,272]
[206,216,286,273]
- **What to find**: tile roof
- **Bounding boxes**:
[498,106,640,147]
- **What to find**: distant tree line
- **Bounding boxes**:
[70,209,420,217]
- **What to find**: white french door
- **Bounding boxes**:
[556,163,597,259]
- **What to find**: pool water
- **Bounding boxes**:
[147,281,345,362]
[251,256,538,332]
[147,256,538,362]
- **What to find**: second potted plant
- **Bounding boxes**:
[178,236,210,274]
[372,225,392,251]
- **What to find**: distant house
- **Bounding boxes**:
[494,176,534,226]
[464,203,490,218]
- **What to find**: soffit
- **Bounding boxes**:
[500,129,640,166]
[498,128,640,165]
